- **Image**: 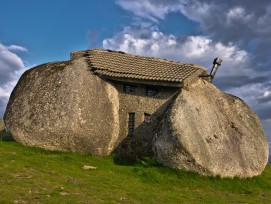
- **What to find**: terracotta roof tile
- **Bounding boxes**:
[84,49,207,83]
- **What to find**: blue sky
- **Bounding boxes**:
[0,0,131,64]
[0,0,270,155]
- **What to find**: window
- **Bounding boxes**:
[128,112,135,136]
[146,87,159,97]
[144,113,151,123]
[123,84,136,93]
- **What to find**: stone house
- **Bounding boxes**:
[70,49,207,159]
[4,48,268,177]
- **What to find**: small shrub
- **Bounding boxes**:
[140,157,158,167]
[0,131,14,141]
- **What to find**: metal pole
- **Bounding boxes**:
[210,58,223,83]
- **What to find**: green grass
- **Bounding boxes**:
[0,141,270,204]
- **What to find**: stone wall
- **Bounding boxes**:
[113,82,179,160]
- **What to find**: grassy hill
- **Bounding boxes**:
[0,140,270,204]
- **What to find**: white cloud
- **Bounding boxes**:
[7,45,28,52]
[226,7,252,24]
[116,0,183,22]
[116,0,213,29]
[0,43,29,116]
[0,83,14,98]
[0,80,17,113]
[103,27,250,76]
[0,44,26,72]
[264,90,271,97]
[227,83,270,106]
[116,1,271,54]
[178,1,213,24]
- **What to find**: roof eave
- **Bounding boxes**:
[98,75,184,88]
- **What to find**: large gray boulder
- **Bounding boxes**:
[4,58,120,156]
[153,79,269,178]
[0,118,4,132]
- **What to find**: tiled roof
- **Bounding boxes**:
[84,49,207,83]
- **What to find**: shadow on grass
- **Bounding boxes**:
[0,130,14,142]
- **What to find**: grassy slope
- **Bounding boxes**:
[0,141,270,204]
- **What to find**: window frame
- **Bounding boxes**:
[146,87,159,97]
[144,113,151,123]
[123,84,136,93]
[128,112,135,136]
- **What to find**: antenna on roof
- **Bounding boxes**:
[209,58,223,83]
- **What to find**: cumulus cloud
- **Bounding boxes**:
[118,0,271,64]
[114,0,271,64]
[0,43,28,116]
[226,82,271,119]
[103,27,251,77]
[116,0,183,22]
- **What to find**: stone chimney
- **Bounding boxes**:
[200,58,223,83]
[209,58,223,82]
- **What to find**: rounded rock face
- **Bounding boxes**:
[4,58,120,156]
[0,118,4,132]
[153,79,269,178]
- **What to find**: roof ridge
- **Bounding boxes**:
[85,49,204,68]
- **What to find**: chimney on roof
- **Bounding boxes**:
[209,57,222,83]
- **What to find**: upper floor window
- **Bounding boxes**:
[146,87,159,97]
[123,84,136,93]
[144,113,151,123]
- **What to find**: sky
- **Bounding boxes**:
[0,0,270,157]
